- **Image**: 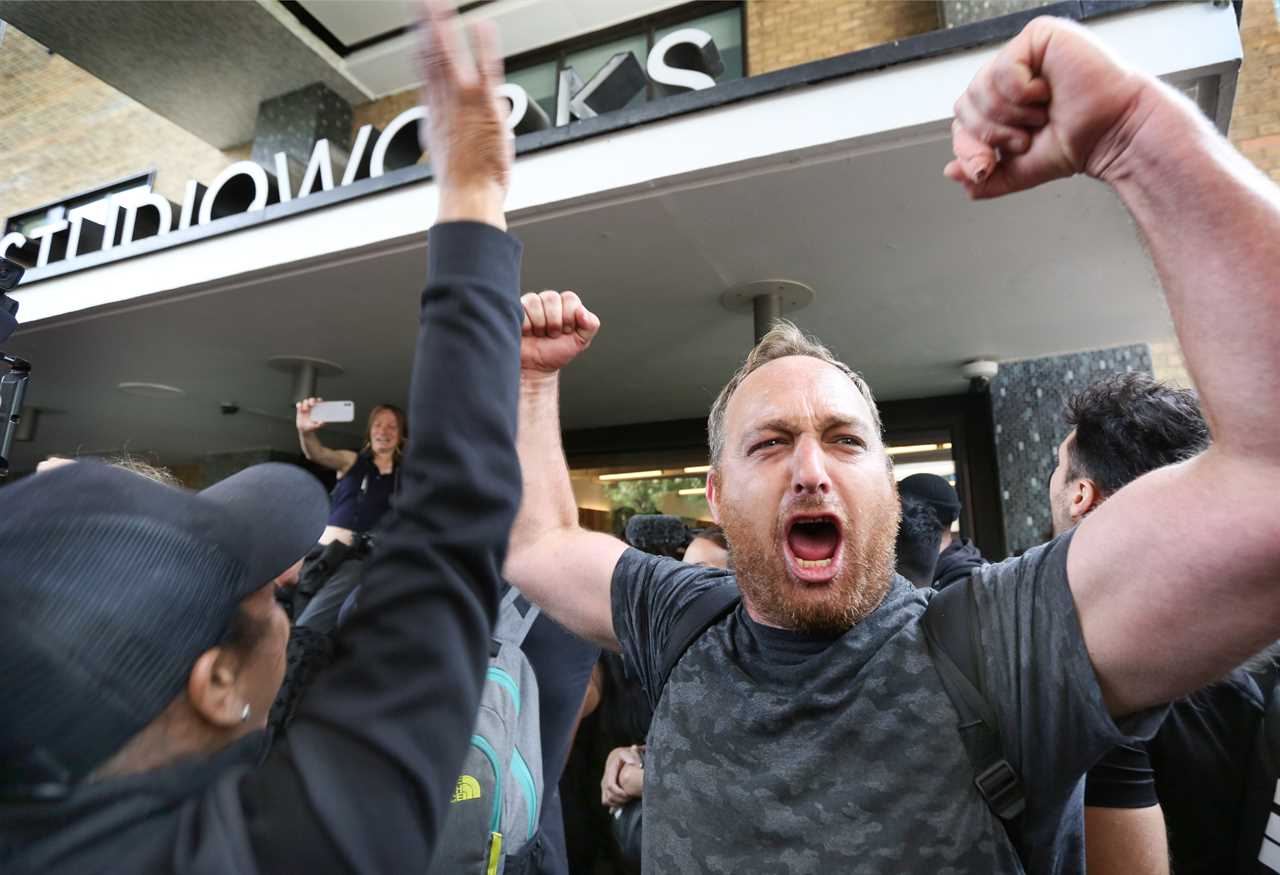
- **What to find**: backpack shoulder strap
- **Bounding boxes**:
[657,583,740,693]
[495,585,541,649]
[922,577,1027,822]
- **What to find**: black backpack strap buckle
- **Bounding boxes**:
[974,759,1027,820]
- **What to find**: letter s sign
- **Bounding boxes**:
[647,28,724,96]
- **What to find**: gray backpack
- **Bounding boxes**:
[429,587,544,875]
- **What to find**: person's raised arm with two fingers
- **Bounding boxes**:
[243,1,526,871]
[946,16,1280,716]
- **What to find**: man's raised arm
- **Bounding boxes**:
[241,2,526,871]
[947,17,1280,714]
[503,290,626,649]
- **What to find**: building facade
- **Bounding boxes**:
[0,0,1262,557]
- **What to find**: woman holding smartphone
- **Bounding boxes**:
[296,397,405,544]
[291,398,406,630]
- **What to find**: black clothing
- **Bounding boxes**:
[1155,671,1265,874]
[561,652,651,875]
[519,612,600,875]
[1084,742,1158,808]
[742,610,842,665]
[266,625,338,742]
[327,451,398,532]
[0,222,525,874]
[934,536,987,590]
[1237,665,1280,874]
[611,533,1164,874]
[296,553,368,633]
[289,536,371,626]
[1086,668,1266,875]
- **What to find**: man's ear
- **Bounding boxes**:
[1070,477,1104,524]
[706,468,722,525]
[187,646,247,729]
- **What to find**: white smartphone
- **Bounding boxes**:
[309,400,355,423]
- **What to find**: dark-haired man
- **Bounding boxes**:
[1044,373,1268,875]
[0,1,528,872]
[506,15,1280,875]
[1049,372,1209,537]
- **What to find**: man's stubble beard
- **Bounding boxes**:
[720,487,900,636]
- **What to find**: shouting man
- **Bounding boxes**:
[504,15,1280,875]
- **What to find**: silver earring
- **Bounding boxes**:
[241,704,251,722]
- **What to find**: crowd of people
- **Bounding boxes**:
[3,1,1280,873]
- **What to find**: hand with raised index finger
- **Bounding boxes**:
[415,0,514,228]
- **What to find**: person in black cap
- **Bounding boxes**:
[0,1,532,871]
[897,472,987,589]
[894,494,944,587]
[0,461,328,788]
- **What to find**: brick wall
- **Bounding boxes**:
[1144,1,1280,395]
[1231,0,1280,183]
[352,89,419,135]
[0,27,246,219]
[745,0,939,75]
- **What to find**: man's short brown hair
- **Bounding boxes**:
[707,320,882,465]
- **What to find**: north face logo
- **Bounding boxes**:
[452,775,482,804]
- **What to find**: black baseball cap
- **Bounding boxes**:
[897,473,962,527]
[0,460,328,796]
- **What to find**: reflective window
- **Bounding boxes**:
[564,34,650,112]
[505,60,558,121]
[571,455,711,537]
[654,7,745,81]
[504,4,744,125]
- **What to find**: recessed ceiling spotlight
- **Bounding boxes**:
[116,382,186,398]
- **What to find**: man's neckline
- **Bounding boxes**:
[740,609,844,663]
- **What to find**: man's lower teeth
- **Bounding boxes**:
[797,558,832,568]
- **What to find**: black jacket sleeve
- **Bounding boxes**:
[1084,742,1158,808]
[240,222,524,873]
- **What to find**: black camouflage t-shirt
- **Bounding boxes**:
[611,532,1164,874]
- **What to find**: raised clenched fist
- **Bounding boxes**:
[945,16,1152,199]
[520,290,600,375]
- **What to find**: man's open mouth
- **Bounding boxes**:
[784,514,843,580]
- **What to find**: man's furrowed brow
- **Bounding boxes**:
[749,418,797,437]
[819,413,880,438]
[743,412,872,440]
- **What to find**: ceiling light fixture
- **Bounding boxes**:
[116,382,186,398]
[677,487,705,496]
[598,469,665,482]
[887,442,952,456]
[683,465,711,474]
[596,468,665,480]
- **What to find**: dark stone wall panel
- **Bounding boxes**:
[251,83,353,170]
[991,343,1152,554]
